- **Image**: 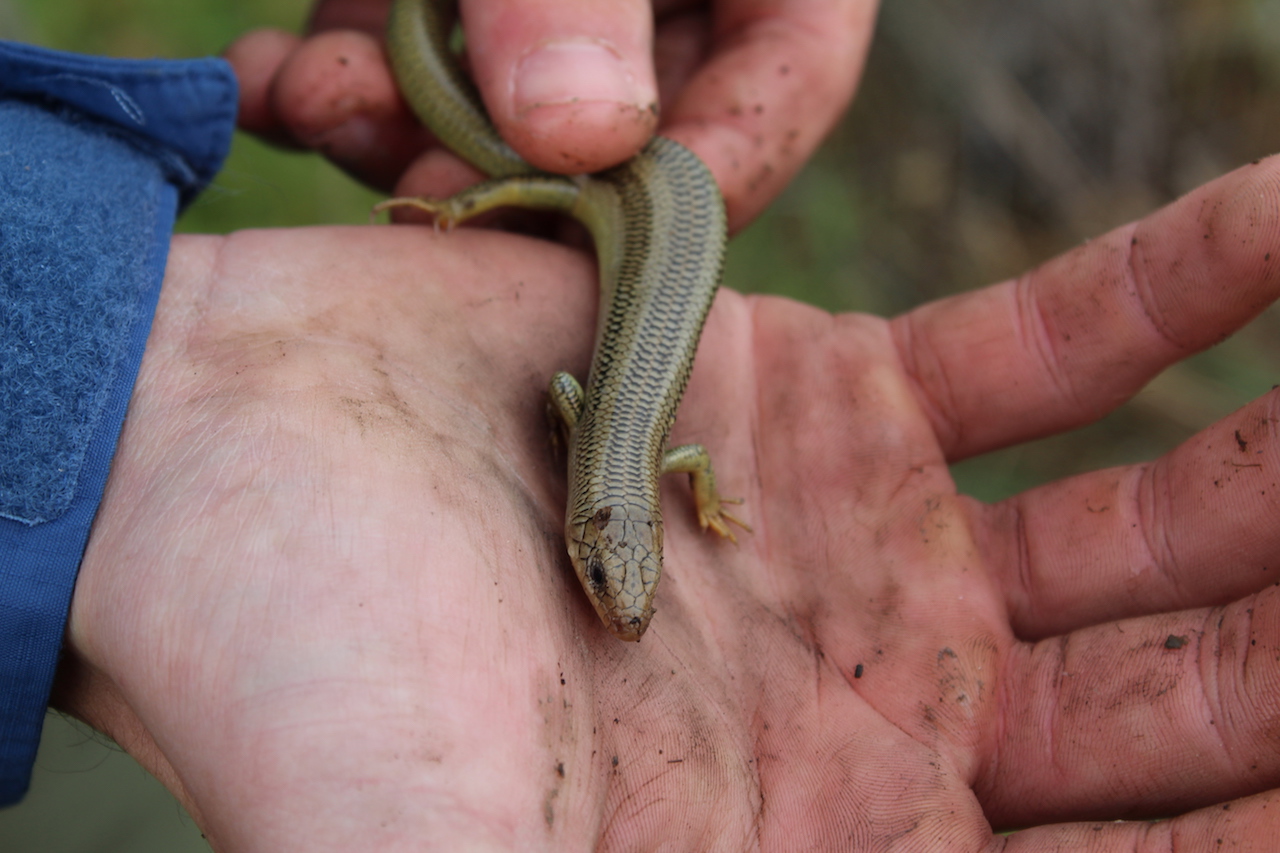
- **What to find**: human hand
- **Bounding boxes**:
[224,0,876,232]
[54,155,1278,851]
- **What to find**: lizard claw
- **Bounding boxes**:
[698,498,752,543]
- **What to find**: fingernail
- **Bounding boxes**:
[513,39,653,116]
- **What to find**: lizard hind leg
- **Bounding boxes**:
[373,176,583,229]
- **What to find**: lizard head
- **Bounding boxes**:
[566,502,663,641]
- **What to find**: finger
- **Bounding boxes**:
[264,28,430,189]
[977,387,1280,639]
[978,589,1280,829]
[661,0,878,231]
[893,156,1280,460]
[460,0,659,174]
[1001,790,1280,852]
[223,28,304,147]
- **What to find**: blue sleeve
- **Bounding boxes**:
[0,41,237,805]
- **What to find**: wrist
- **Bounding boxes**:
[0,42,236,805]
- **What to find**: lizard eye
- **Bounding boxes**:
[587,555,607,590]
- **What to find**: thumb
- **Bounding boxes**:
[459,0,659,174]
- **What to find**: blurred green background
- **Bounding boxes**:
[1,0,1278,849]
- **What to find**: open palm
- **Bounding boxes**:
[56,156,1279,851]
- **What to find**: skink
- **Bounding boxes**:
[382,0,746,641]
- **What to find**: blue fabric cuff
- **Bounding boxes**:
[0,41,237,805]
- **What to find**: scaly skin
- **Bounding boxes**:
[384,0,739,640]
